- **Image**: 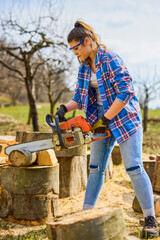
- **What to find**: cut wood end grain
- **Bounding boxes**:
[37,149,58,166]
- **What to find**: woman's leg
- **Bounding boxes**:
[83,131,116,209]
[119,127,155,216]
[83,105,116,209]
[119,127,159,238]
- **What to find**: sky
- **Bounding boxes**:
[1,0,160,108]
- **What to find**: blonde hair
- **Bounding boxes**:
[67,20,106,50]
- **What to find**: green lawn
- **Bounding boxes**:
[0,104,160,154]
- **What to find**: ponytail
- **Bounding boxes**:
[67,20,106,50]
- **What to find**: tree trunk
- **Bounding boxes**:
[143,105,148,132]
[46,207,127,240]
[132,195,160,217]
[25,78,39,131]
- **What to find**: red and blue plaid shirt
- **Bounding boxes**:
[72,46,142,143]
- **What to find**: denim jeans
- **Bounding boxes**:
[83,105,154,216]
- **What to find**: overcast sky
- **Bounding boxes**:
[1,0,160,108]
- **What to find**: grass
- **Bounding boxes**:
[1,104,160,154]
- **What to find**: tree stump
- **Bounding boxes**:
[9,149,37,166]
[111,143,122,165]
[132,195,160,217]
[55,145,87,198]
[46,207,127,240]
[143,160,155,182]
[0,164,59,220]
[152,155,160,192]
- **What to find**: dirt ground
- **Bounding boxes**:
[0,113,160,239]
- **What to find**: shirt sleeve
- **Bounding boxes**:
[72,80,82,110]
[107,55,135,104]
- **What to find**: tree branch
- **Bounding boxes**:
[0,58,24,78]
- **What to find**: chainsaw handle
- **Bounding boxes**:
[46,114,56,133]
[54,115,66,149]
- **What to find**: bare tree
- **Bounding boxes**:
[134,67,160,132]
[39,53,73,114]
[0,0,69,131]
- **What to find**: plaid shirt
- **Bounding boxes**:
[72,46,142,143]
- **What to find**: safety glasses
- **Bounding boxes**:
[69,37,86,51]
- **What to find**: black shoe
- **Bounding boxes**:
[141,216,159,239]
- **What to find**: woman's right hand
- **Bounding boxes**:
[55,104,67,122]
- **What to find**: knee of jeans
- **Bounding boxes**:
[126,164,145,179]
[89,164,99,172]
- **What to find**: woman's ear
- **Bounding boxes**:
[84,37,91,46]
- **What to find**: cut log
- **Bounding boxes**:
[132,195,160,217]
[143,160,155,182]
[58,155,87,198]
[111,143,122,165]
[37,149,58,166]
[46,207,127,240]
[13,193,59,220]
[152,154,160,192]
[16,131,52,143]
[1,164,59,220]
[1,164,59,195]
[9,149,37,166]
[0,189,12,218]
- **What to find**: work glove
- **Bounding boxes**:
[55,104,67,122]
[92,115,110,133]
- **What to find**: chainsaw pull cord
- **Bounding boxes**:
[91,130,111,142]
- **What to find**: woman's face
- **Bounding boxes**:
[69,37,92,61]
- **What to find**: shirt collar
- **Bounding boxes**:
[83,45,104,68]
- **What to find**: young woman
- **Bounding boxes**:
[56,21,159,238]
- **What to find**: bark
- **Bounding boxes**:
[152,154,160,192]
[46,207,127,240]
[9,149,37,166]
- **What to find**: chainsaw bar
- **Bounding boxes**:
[5,138,54,155]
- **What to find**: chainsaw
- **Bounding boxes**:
[5,115,111,155]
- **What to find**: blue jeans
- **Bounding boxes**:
[83,105,154,216]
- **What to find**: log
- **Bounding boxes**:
[1,164,59,220]
[9,149,37,166]
[46,207,127,240]
[143,160,155,182]
[37,149,58,166]
[16,131,52,143]
[13,193,59,220]
[1,164,59,195]
[111,143,122,165]
[0,189,12,218]
[132,195,160,217]
[58,155,87,198]
[152,154,160,192]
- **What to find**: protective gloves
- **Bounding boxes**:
[92,115,110,133]
[55,104,67,122]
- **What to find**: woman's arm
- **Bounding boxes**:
[65,100,78,112]
[104,99,126,120]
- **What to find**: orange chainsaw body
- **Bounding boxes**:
[59,116,92,132]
